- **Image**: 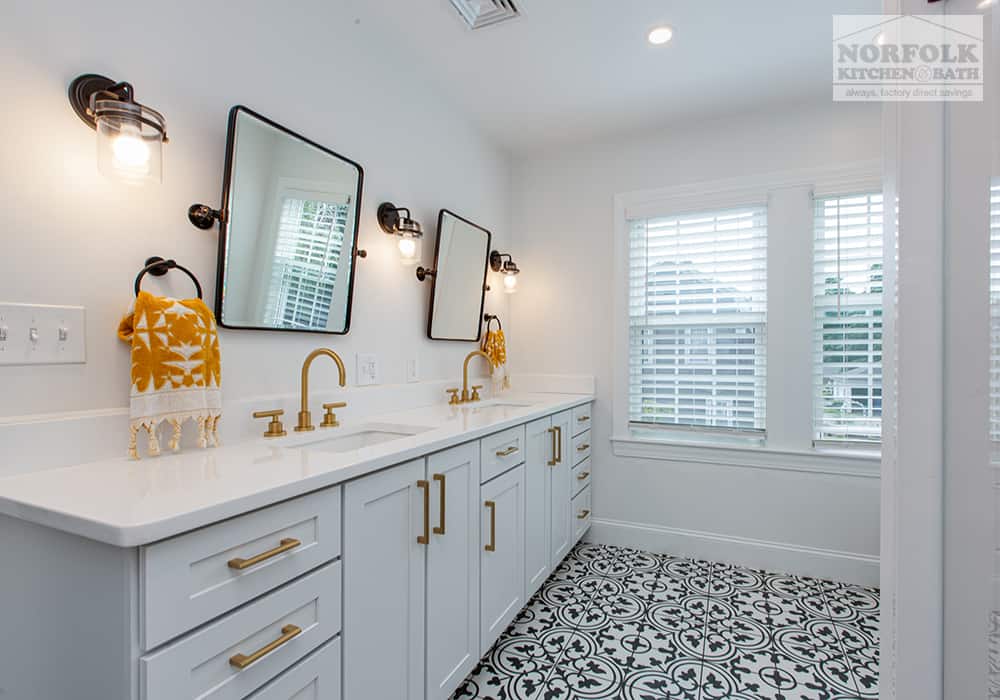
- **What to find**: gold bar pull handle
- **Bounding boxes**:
[554,426,563,463]
[547,427,557,466]
[577,509,591,520]
[577,471,591,480]
[578,415,590,423]
[577,443,590,452]
[228,538,301,570]
[496,446,519,457]
[432,473,446,535]
[417,480,430,545]
[484,500,496,552]
[229,624,301,669]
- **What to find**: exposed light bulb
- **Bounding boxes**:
[874,32,887,46]
[398,236,418,265]
[648,26,673,46]
[503,272,518,294]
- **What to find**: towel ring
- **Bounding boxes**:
[484,313,502,331]
[135,256,203,299]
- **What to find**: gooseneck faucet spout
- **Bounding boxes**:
[462,350,491,403]
[296,348,347,432]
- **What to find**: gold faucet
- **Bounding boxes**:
[448,350,491,404]
[296,348,347,432]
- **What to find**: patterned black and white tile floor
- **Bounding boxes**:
[452,542,879,700]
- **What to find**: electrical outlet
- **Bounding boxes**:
[406,357,419,383]
[0,303,86,365]
[356,353,379,386]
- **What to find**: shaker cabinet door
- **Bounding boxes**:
[524,416,553,596]
[480,464,526,655]
[426,443,481,700]
[549,410,573,569]
[343,459,427,700]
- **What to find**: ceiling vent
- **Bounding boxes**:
[448,0,521,30]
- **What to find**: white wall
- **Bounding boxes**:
[0,0,511,419]
[509,102,883,584]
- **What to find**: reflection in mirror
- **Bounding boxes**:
[427,210,491,341]
[216,107,363,333]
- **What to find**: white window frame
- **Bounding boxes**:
[611,162,882,475]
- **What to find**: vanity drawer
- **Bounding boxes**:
[141,561,341,700]
[572,457,592,496]
[572,430,591,465]
[572,486,592,544]
[572,404,593,436]
[245,637,340,700]
[480,425,526,483]
[142,487,341,649]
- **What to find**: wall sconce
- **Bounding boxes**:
[378,202,423,266]
[68,73,167,185]
[490,251,520,294]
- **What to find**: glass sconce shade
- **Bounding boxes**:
[398,233,421,265]
[489,250,520,293]
[378,202,424,265]
[94,97,165,184]
[68,74,167,185]
[503,270,518,293]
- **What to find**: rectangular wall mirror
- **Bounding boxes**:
[215,106,364,333]
[426,210,491,341]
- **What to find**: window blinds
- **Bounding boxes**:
[813,192,884,444]
[628,206,768,433]
[265,197,349,330]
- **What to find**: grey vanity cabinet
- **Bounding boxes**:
[342,444,481,700]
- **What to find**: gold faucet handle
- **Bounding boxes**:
[320,402,347,428]
[446,388,461,405]
[252,409,287,438]
[471,385,484,402]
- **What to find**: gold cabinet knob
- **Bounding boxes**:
[320,401,347,428]
[471,385,483,401]
[446,388,461,405]
[252,409,286,438]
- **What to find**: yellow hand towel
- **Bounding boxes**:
[482,327,510,392]
[118,291,222,459]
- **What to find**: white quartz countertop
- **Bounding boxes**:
[0,393,592,547]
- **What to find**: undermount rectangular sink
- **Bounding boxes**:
[296,424,433,454]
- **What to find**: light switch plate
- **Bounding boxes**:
[356,353,379,386]
[0,303,86,365]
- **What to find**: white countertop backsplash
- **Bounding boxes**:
[0,373,594,548]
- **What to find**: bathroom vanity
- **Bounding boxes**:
[0,394,593,700]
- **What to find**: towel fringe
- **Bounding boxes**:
[127,411,222,460]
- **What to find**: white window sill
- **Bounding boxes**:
[610,434,880,478]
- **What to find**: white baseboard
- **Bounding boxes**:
[586,517,879,587]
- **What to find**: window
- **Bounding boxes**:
[265,196,350,330]
[813,192,884,444]
[628,206,768,434]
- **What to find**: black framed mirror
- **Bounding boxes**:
[425,210,492,341]
[212,106,364,334]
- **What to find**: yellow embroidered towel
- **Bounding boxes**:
[482,327,510,392]
[117,291,222,460]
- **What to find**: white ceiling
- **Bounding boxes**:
[357,0,880,154]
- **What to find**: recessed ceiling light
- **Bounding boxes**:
[648,26,673,46]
